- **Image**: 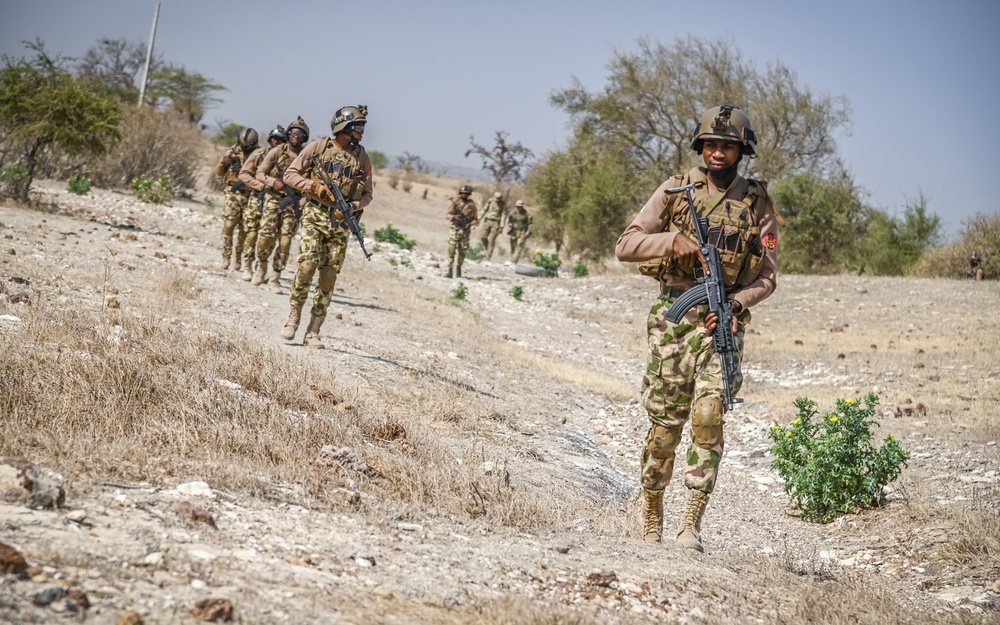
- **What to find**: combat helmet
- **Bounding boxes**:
[493,191,502,199]
[238,128,259,149]
[268,125,286,143]
[690,106,756,156]
[515,200,524,208]
[331,105,368,135]
[459,185,473,195]
[287,116,310,147]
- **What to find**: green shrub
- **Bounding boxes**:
[465,242,485,261]
[373,222,416,250]
[768,393,910,523]
[531,250,561,277]
[509,285,524,300]
[131,173,173,205]
[572,261,588,277]
[0,161,29,198]
[451,282,468,300]
[67,175,92,195]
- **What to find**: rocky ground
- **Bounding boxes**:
[0,177,998,624]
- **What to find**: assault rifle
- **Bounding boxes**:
[449,202,470,230]
[663,182,743,411]
[272,160,301,219]
[312,163,372,261]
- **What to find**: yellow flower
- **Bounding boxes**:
[793,418,801,425]
[846,399,856,405]
[785,431,793,438]
[830,415,839,423]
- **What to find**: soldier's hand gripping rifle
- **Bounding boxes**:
[449,203,469,231]
[273,161,302,219]
[663,183,743,411]
[312,163,372,261]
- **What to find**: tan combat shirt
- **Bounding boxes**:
[282,138,374,210]
[616,169,779,311]
[256,144,304,193]
[237,147,269,193]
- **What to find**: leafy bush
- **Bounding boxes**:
[67,175,92,195]
[509,285,524,300]
[572,261,588,277]
[531,250,561,277]
[768,394,910,523]
[465,242,485,261]
[0,161,29,198]
[373,222,416,251]
[451,282,468,300]
[132,173,173,205]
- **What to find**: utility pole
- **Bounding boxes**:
[137,2,160,107]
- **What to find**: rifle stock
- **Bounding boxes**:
[662,183,743,410]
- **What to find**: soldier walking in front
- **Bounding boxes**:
[616,106,779,552]
[281,105,373,348]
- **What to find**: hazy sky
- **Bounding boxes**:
[3,0,998,239]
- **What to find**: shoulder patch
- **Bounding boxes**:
[764,232,777,250]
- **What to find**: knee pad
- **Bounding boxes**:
[690,397,724,448]
[318,266,337,293]
[645,424,681,460]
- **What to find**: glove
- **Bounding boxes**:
[313,183,331,201]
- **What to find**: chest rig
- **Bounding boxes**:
[640,169,768,289]
[307,138,366,202]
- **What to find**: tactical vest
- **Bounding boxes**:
[509,210,531,232]
[264,144,297,195]
[449,198,476,230]
[639,168,768,289]
[222,145,249,187]
[307,138,367,202]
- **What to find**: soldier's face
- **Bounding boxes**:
[702,139,741,173]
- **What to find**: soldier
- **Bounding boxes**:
[965,253,985,281]
[237,125,286,281]
[615,105,779,552]
[506,200,532,263]
[281,105,373,348]
[253,117,310,293]
[479,191,507,260]
[215,128,259,270]
[445,185,479,278]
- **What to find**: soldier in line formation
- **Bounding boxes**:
[506,200,532,263]
[444,185,479,278]
[215,106,372,350]
[444,190,534,271]
[478,191,506,260]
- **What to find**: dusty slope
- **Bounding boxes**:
[0,177,998,625]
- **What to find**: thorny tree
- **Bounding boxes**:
[465,131,534,193]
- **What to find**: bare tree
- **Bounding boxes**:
[465,131,534,191]
[77,37,163,103]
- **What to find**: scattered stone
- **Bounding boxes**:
[117,611,144,625]
[65,509,87,524]
[173,501,217,528]
[175,481,215,498]
[315,445,376,477]
[66,589,90,612]
[586,569,617,588]
[32,585,66,607]
[0,542,28,574]
[0,456,65,509]
[190,598,234,622]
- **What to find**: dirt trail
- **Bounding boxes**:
[0,178,998,624]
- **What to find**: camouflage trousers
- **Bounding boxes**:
[640,292,745,494]
[221,191,249,264]
[447,225,471,269]
[289,204,348,319]
[241,194,266,265]
[510,231,529,263]
[479,219,503,260]
[257,194,300,273]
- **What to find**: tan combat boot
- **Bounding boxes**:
[445,266,453,279]
[302,315,326,349]
[266,274,282,294]
[280,301,304,341]
[241,259,254,281]
[675,489,710,552]
[641,488,664,544]
[251,263,267,286]
[455,264,462,278]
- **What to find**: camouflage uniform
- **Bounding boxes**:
[282,108,373,349]
[215,142,256,270]
[507,203,533,263]
[616,105,779,551]
[255,141,305,291]
[446,190,478,278]
[237,146,270,278]
[479,193,506,260]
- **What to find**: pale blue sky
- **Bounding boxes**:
[2,0,998,239]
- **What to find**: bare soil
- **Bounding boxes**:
[0,176,998,625]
